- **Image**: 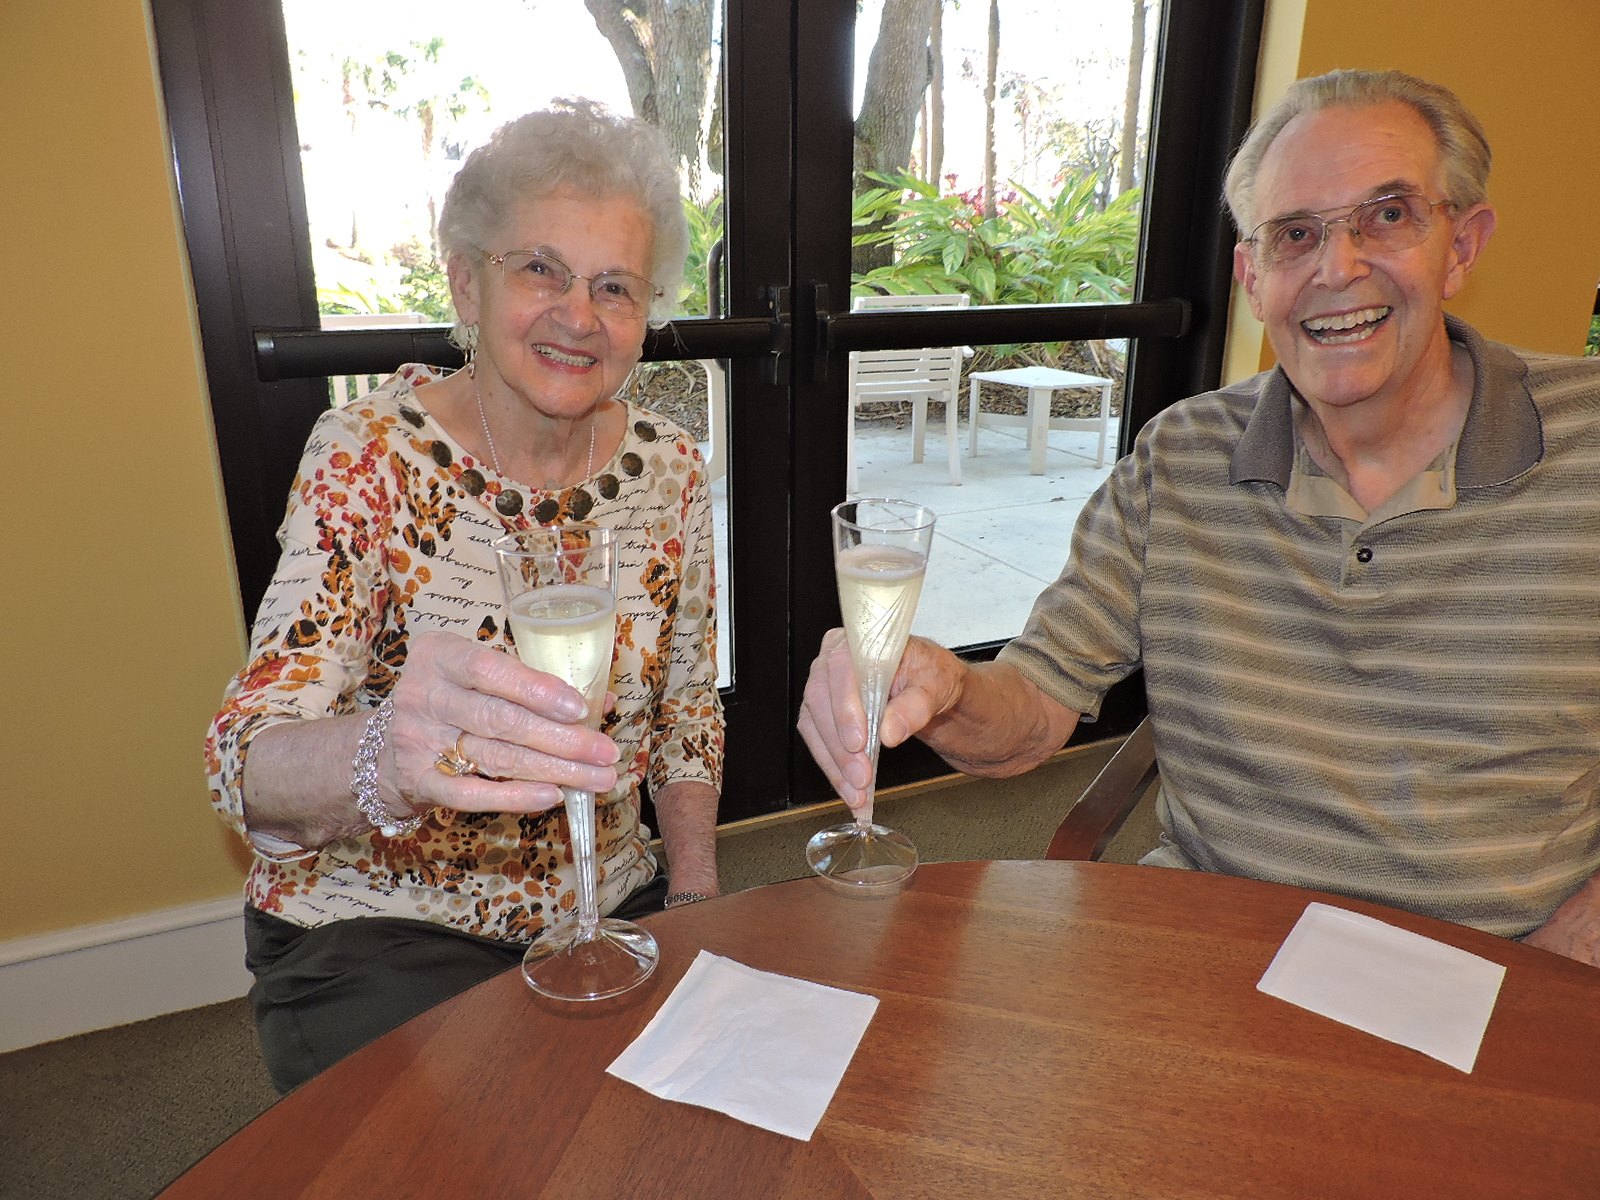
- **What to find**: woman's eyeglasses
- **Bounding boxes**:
[482,249,662,318]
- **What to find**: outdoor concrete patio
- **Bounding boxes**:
[705,407,1119,684]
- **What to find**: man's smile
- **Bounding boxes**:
[1300,305,1392,345]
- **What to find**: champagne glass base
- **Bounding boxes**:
[520,918,659,1001]
[805,822,919,893]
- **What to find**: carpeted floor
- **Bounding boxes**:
[0,997,276,1199]
[2,739,1155,1199]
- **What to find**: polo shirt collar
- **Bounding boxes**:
[1229,314,1543,491]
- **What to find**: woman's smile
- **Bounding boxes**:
[531,342,600,369]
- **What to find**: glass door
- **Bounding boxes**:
[784,0,1261,801]
[844,0,1150,649]
[278,0,745,689]
[153,0,1259,819]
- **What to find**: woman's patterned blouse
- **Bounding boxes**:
[205,365,724,943]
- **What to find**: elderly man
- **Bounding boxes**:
[799,69,1600,965]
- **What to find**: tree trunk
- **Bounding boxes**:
[919,97,929,183]
[855,0,938,184]
[1117,0,1146,194]
[583,0,716,196]
[982,0,999,220]
[853,0,938,274]
[928,0,945,185]
[584,0,653,115]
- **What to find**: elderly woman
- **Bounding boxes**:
[206,100,723,1093]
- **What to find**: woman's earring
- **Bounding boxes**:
[464,324,479,378]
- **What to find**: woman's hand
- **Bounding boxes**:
[378,630,621,823]
[796,629,966,816]
[242,631,625,851]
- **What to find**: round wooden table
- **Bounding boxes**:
[160,861,1600,1198]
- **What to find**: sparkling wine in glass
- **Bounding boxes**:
[494,524,659,1000]
[806,498,936,891]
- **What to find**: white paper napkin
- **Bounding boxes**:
[606,950,879,1140]
[1257,902,1506,1072]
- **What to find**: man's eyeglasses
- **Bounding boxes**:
[482,249,662,318]
[1243,192,1455,269]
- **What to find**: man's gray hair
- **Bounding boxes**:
[1223,69,1492,235]
[438,98,689,328]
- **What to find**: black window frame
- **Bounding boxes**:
[152,0,1263,819]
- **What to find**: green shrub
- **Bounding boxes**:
[850,170,1140,307]
[313,176,1141,344]
[678,192,724,317]
[849,170,1139,368]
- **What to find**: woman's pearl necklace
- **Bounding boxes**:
[475,382,596,489]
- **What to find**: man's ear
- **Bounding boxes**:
[1441,203,1497,300]
[1234,242,1265,321]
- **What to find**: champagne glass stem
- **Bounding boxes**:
[856,676,890,830]
[564,786,600,942]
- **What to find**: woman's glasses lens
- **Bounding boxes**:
[495,250,655,316]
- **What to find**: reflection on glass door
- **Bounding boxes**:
[847,0,1160,650]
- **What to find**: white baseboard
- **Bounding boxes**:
[0,897,253,1054]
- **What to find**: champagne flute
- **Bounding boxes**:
[806,498,936,891]
[493,524,659,1000]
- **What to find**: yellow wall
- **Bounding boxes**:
[3,0,1596,948]
[1,0,250,940]
[1223,0,1600,382]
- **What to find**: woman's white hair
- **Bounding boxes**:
[1223,69,1492,234]
[438,98,689,329]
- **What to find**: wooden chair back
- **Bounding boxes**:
[1046,716,1159,861]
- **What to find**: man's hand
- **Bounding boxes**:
[1523,874,1600,968]
[796,630,967,816]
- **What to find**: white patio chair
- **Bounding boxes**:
[846,293,971,489]
[697,358,729,482]
[319,312,428,404]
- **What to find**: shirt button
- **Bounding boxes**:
[1355,546,1374,563]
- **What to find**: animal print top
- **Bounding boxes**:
[205,365,724,942]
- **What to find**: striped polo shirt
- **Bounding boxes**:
[1002,316,1600,936]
